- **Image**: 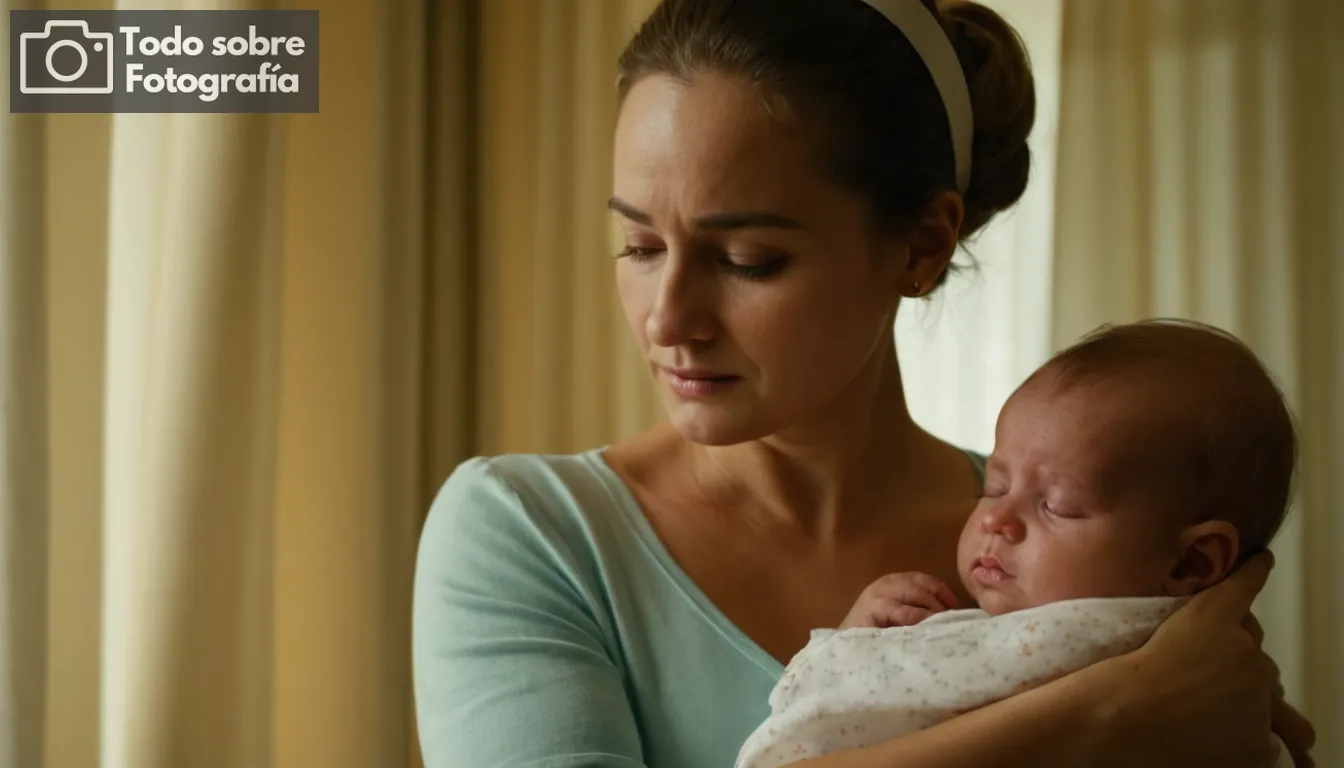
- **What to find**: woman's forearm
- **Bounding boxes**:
[791,656,1135,768]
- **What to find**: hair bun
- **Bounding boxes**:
[938,1,1036,237]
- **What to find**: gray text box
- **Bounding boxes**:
[10,10,318,113]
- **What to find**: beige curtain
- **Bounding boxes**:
[1053,0,1344,764]
[4,0,443,765]
[476,0,662,456]
[1,5,48,768]
[3,0,663,765]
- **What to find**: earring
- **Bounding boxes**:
[911,280,922,296]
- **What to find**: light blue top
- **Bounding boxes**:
[412,449,986,768]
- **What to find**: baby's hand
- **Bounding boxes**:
[839,572,960,629]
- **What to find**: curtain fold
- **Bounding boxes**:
[43,91,113,768]
[272,0,426,764]
[0,8,48,768]
[101,108,284,768]
[11,0,659,762]
[11,0,441,765]
[476,0,663,456]
[1052,1,1343,764]
[423,0,476,513]
[99,6,281,768]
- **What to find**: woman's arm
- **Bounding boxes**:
[412,458,644,768]
[795,554,1289,768]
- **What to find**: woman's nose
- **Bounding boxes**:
[646,254,717,347]
[980,501,1026,543]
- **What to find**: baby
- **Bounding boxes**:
[736,319,1298,767]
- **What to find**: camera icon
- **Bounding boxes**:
[19,20,115,95]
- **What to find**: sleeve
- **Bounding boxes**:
[412,457,646,768]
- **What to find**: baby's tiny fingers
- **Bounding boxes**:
[897,585,950,613]
[907,573,958,610]
[886,605,933,627]
[933,581,959,610]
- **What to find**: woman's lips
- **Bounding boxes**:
[662,368,741,398]
[971,555,1014,587]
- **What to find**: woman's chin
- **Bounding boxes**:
[666,402,772,447]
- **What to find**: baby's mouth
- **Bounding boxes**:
[971,555,1014,586]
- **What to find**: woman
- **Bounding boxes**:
[412,0,1316,765]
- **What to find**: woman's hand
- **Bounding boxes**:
[1096,552,1310,767]
[1274,687,1317,767]
[1244,611,1318,767]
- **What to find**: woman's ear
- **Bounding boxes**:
[899,190,964,298]
[1163,520,1240,596]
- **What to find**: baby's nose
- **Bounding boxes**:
[981,503,1027,542]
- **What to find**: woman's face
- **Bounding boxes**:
[610,72,910,445]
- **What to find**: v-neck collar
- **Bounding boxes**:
[583,447,988,679]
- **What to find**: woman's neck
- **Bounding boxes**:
[689,344,935,541]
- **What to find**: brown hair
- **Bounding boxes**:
[616,0,1036,290]
[1042,319,1298,559]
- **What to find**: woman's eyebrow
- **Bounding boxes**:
[607,197,804,231]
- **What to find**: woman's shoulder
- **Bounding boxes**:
[419,450,638,577]
[437,450,608,496]
[427,449,622,528]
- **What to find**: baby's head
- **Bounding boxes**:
[956,320,1297,616]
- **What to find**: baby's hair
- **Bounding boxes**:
[1039,319,1298,560]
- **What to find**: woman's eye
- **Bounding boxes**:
[722,256,787,280]
[615,246,787,279]
[616,245,663,261]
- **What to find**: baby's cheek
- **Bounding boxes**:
[1015,555,1106,607]
[1025,579,1090,606]
[955,525,984,581]
[1033,558,1156,603]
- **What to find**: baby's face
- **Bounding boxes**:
[956,374,1185,616]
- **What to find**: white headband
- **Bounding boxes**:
[861,0,974,193]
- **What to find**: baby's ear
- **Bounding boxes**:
[1163,521,1240,596]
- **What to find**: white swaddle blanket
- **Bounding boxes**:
[736,596,1292,767]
